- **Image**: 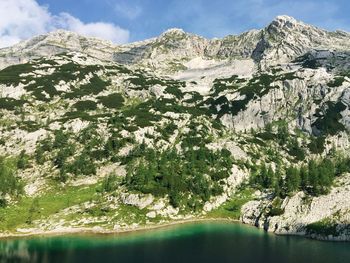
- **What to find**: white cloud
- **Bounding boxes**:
[0,0,130,48]
[114,2,142,20]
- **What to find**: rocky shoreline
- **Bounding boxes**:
[0,218,238,239]
[1,217,349,242]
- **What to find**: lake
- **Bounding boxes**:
[0,222,349,263]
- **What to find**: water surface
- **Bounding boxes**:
[0,222,349,263]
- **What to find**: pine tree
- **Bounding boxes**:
[277,123,289,144]
[300,165,309,190]
[285,166,301,193]
[308,160,320,195]
[266,165,275,188]
[273,165,283,197]
[35,147,45,165]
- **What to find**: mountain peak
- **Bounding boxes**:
[274,15,298,23]
[45,29,114,44]
[161,28,186,36]
[269,15,302,29]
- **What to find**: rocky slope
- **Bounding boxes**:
[0,15,349,240]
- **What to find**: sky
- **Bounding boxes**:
[0,0,349,48]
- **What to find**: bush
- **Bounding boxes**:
[65,75,109,99]
[73,100,97,111]
[0,98,25,111]
[306,220,338,236]
[308,136,325,154]
[67,151,97,176]
[165,86,183,99]
[98,93,124,109]
[53,130,69,149]
[102,174,120,192]
[35,147,46,165]
[287,138,305,161]
[313,101,346,136]
[0,63,34,86]
[17,150,29,169]
[328,77,345,87]
[269,207,284,216]
[53,144,75,170]
[123,102,161,127]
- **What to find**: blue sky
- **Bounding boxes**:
[0,0,349,47]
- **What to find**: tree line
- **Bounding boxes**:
[250,156,350,196]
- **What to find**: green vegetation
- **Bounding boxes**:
[250,156,350,197]
[0,157,24,207]
[0,63,34,86]
[2,48,350,236]
[179,120,214,149]
[0,183,100,231]
[306,218,340,236]
[73,100,97,111]
[62,111,94,122]
[127,74,163,90]
[207,188,254,219]
[0,98,26,111]
[308,136,326,154]
[127,72,185,91]
[268,197,285,216]
[328,76,345,87]
[123,144,233,211]
[211,75,243,97]
[17,150,30,170]
[65,75,109,99]
[254,121,306,161]
[165,86,183,99]
[65,151,97,177]
[0,60,107,102]
[98,93,124,109]
[101,174,121,193]
[104,64,132,74]
[123,100,162,127]
[294,53,321,69]
[159,122,177,141]
[35,128,101,182]
[183,91,203,104]
[103,131,129,159]
[313,101,346,136]
[207,72,300,118]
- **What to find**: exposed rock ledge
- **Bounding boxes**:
[240,174,350,241]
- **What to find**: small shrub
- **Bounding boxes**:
[73,100,97,111]
[98,93,124,109]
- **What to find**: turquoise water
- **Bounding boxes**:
[0,222,349,263]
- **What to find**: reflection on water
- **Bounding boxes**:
[0,222,349,263]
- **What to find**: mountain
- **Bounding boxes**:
[0,16,350,241]
[2,15,350,73]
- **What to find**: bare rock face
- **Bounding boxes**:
[0,30,118,70]
[120,193,154,209]
[256,16,350,69]
[241,174,350,240]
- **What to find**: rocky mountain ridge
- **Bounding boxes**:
[2,15,350,74]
